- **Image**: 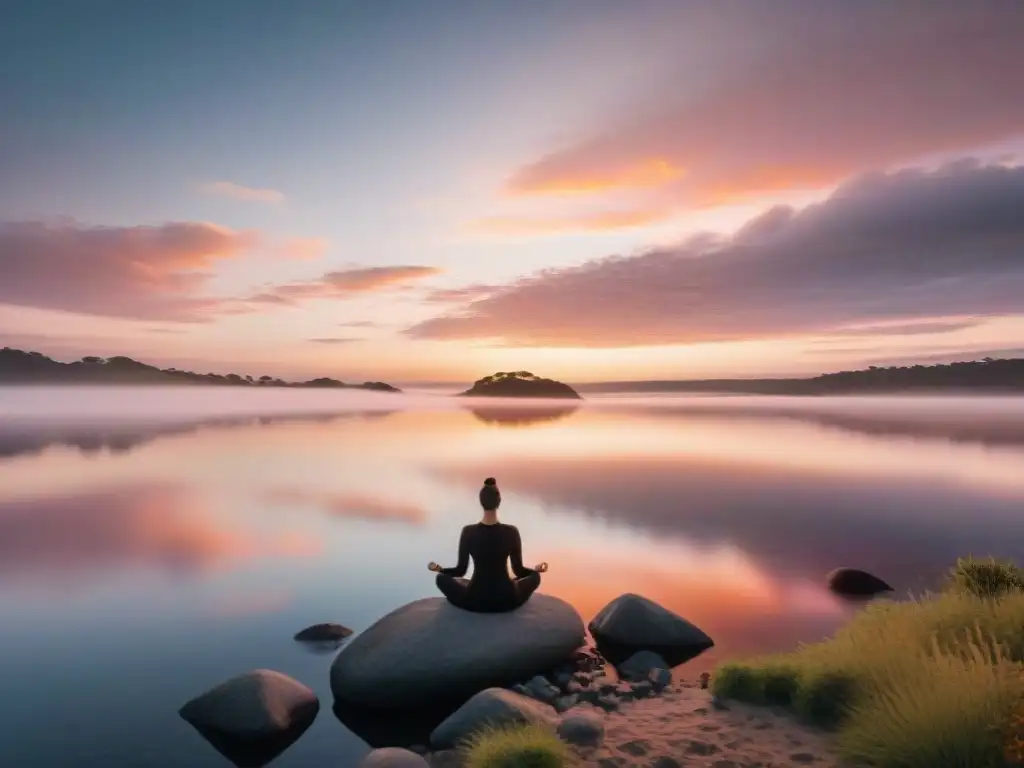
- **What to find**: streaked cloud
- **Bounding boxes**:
[308,337,362,345]
[469,206,675,236]
[0,219,259,321]
[202,180,285,204]
[250,265,441,306]
[407,162,1024,347]
[506,5,1024,207]
[424,284,499,304]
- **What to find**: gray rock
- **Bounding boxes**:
[577,687,600,704]
[553,671,574,688]
[524,675,560,704]
[614,683,635,701]
[557,708,605,747]
[554,694,578,712]
[178,669,319,739]
[592,676,616,695]
[631,680,654,698]
[511,683,531,697]
[331,595,585,708]
[293,622,352,642]
[596,695,619,712]
[359,747,430,767]
[589,594,713,665]
[617,650,669,681]
[826,567,894,597]
[648,668,673,690]
[570,670,593,685]
[429,688,558,749]
[566,680,585,694]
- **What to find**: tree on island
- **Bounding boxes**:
[458,371,582,399]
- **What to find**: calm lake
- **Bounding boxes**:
[3,387,1024,767]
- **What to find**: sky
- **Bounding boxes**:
[3,0,1024,384]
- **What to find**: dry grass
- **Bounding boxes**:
[713,569,1024,767]
[460,723,571,768]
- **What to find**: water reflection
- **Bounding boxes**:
[0,410,396,459]
[2,392,1024,767]
[0,484,319,588]
[467,403,580,427]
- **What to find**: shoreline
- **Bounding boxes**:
[424,678,842,767]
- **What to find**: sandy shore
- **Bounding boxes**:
[428,681,843,768]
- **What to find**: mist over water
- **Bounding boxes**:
[3,387,1024,767]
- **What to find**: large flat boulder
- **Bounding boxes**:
[429,688,559,749]
[588,593,713,666]
[331,595,585,709]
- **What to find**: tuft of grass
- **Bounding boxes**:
[711,563,1024,767]
[948,555,1024,599]
[461,723,571,768]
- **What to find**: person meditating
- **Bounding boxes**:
[429,477,548,613]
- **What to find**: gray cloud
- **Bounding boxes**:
[408,162,1024,347]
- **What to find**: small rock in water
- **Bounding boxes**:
[650,757,682,768]
[178,669,319,740]
[557,708,605,747]
[711,695,730,710]
[699,671,711,689]
[293,622,353,642]
[596,695,619,712]
[359,747,430,767]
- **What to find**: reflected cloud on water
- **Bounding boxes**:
[0,484,319,588]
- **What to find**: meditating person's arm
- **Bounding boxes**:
[508,526,538,579]
[440,526,471,577]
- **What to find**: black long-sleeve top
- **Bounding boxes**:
[441,522,536,585]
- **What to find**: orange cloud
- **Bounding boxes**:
[470,206,676,236]
[506,158,684,196]
[264,488,428,524]
[249,265,441,306]
[504,6,1024,206]
[202,180,285,204]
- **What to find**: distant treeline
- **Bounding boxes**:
[579,358,1024,395]
[0,348,401,392]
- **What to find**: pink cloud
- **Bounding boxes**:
[250,265,441,305]
[0,219,259,321]
[505,6,1024,207]
[407,161,1024,347]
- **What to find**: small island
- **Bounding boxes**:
[458,371,582,399]
[0,347,401,392]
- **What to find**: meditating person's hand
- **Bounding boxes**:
[535,562,549,573]
[428,562,443,573]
